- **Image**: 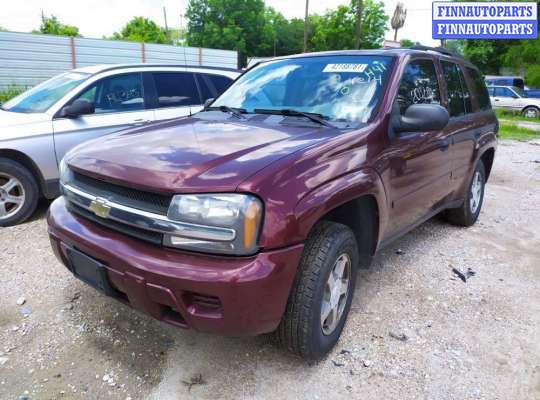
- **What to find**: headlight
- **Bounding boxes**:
[164,194,263,255]
[59,157,73,186]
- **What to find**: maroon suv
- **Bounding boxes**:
[47,48,497,359]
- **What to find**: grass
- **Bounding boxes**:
[0,85,26,103]
[499,122,540,140]
[495,109,540,123]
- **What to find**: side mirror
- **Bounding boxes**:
[203,98,214,109]
[393,103,449,134]
[60,99,95,118]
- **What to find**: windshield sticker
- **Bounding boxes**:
[323,63,368,73]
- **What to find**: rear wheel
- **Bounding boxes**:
[276,221,359,360]
[522,106,539,119]
[0,158,39,227]
[445,160,486,227]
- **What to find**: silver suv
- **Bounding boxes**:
[487,85,540,118]
[0,64,239,226]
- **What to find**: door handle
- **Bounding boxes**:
[494,98,500,102]
[133,119,151,125]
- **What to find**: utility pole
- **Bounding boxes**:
[163,7,170,43]
[303,0,309,53]
[354,0,363,49]
[179,13,184,46]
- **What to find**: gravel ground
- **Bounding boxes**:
[1,139,539,400]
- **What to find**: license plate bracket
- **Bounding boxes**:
[66,247,118,297]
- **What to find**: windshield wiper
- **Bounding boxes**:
[254,108,334,128]
[205,105,247,119]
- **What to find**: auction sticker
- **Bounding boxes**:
[432,2,538,39]
[323,64,368,73]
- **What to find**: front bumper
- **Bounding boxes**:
[47,197,304,336]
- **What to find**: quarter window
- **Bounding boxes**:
[208,75,233,94]
[73,73,144,114]
[152,72,200,107]
[441,61,471,117]
[195,74,214,103]
[397,59,441,114]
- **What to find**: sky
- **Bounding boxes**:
[0,0,439,47]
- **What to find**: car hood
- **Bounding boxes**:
[66,115,341,193]
[0,109,51,129]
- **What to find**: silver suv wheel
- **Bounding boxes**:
[0,173,26,221]
[321,253,351,335]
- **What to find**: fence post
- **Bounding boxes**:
[141,42,146,63]
[198,47,202,65]
[70,37,77,69]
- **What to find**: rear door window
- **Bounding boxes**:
[152,72,201,108]
[467,68,491,111]
[441,61,471,117]
[397,59,441,114]
[495,87,515,98]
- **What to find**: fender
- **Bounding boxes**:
[458,130,497,197]
[293,167,388,252]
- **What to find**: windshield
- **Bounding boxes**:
[213,55,393,125]
[2,72,90,113]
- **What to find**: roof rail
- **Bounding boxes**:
[410,44,460,58]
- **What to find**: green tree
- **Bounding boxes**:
[186,0,268,57]
[502,39,540,86]
[0,26,7,32]
[112,17,167,44]
[36,15,80,37]
[400,38,414,48]
[308,0,388,51]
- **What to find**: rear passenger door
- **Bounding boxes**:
[148,71,201,120]
[450,67,494,187]
[440,60,477,186]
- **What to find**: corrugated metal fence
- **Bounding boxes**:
[0,31,238,89]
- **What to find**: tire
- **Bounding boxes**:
[276,221,359,360]
[445,161,486,227]
[522,106,540,119]
[0,158,39,227]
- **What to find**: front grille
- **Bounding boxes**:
[71,171,172,215]
[68,202,163,245]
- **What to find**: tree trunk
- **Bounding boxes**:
[354,0,363,49]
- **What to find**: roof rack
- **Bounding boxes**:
[410,44,461,58]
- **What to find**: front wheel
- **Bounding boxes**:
[0,158,39,227]
[276,221,359,360]
[445,160,486,227]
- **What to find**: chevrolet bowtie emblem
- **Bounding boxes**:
[89,197,111,218]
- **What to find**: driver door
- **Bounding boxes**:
[52,72,154,163]
[384,58,453,237]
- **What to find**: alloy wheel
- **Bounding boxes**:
[0,173,25,221]
[321,253,351,335]
[469,171,483,214]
